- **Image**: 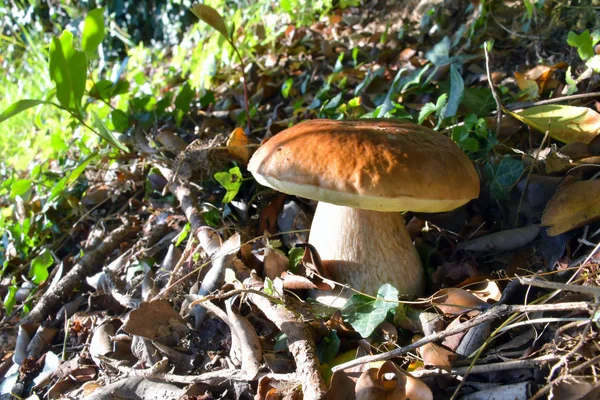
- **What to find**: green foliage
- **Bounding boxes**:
[316,329,340,364]
[29,250,53,284]
[341,284,399,338]
[452,114,497,155]
[82,8,105,54]
[288,247,304,273]
[567,29,600,61]
[441,64,464,119]
[484,156,524,200]
[214,166,243,203]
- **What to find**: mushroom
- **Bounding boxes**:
[248,119,479,305]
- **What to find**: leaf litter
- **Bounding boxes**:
[2,1,600,400]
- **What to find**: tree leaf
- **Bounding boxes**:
[507,105,600,144]
[190,4,229,40]
[10,179,32,199]
[442,64,464,119]
[419,342,457,371]
[541,180,600,236]
[226,127,250,164]
[49,31,87,111]
[341,284,398,338]
[91,111,130,152]
[0,100,53,124]
[81,8,105,54]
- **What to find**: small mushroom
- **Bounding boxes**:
[248,119,479,305]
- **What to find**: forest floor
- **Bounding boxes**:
[1,0,600,399]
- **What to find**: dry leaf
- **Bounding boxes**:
[226,127,251,164]
[468,280,502,303]
[541,179,600,236]
[431,288,487,315]
[353,361,432,400]
[507,105,600,144]
[122,300,188,340]
[418,342,457,372]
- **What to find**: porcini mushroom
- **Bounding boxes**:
[248,119,479,305]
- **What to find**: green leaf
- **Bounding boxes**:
[3,285,18,315]
[281,78,294,99]
[29,250,53,284]
[568,30,595,61]
[174,82,195,113]
[82,8,105,54]
[91,111,130,152]
[341,284,399,338]
[110,109,129,133]
[418,93,447,124]
[484,156,524,200]
[49,31,87,110]
[0,100,52,124]
[214,166,243,203]
[442,64,464,119]
[191,4,230,40]
[203,208,221,228]
[175,223,191,247]
[288,247,304,273]
[316,329,340,364]
[10,179,32,199]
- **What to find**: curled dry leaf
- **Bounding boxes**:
[226,127,251,164]
[541,179,600,236]
[431,288,487,316]
[354,361,433,400]
[507,105,600,144]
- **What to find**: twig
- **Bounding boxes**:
[411,354,558,377]
[332,302,595,372]
[23,218,138,324]
[518,276,600,297]
[530,354,600,399]
[484,41,502,138]
[245,275,327,400]
[505,92,600,111]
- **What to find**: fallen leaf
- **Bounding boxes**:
[122,300,188,340]
[462,226,540,253]
[507,105,600,144]
[431,288,487,316]
[541,179,600,236]
[418,341,457,372]
[354,361,433,400]
[226,127,251,164]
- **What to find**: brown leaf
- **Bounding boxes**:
[431,288,487,316]
[542,179,600,236]
[226,127,251,164]
[354,361,432,400]
[122,300,188,340]
[263,247,288,279]
[190,4,229,40]
[418,342,457,372]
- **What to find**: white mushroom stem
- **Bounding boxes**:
[308,202,424,305]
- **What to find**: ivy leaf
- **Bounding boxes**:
[484,156,524,200]
[316,329,340,364]
[191,4,230,40]
[341,284,399,338]
[418,93,447,125]
[3,284,18,315]
[29,250,53,284]
[214,166,243,203]
[81,8,105,54]
[442,64,464,119]
[567,30,600,61]
[281,78,294,99]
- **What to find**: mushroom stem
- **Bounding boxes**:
[308,202,424,305]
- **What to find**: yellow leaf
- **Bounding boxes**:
[226,127,251,164]
[506,105,600,144]
[542,180,600,236]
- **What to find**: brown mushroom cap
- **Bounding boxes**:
[248,119,480,213]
